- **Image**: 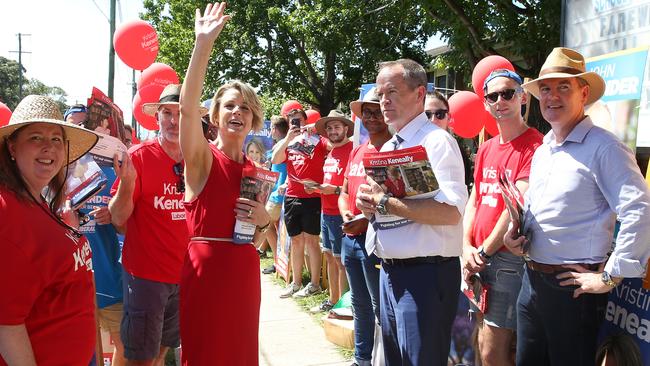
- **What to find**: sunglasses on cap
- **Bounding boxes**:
[173,163,185,193]
[484,88,521,104]
[425,109,448,120]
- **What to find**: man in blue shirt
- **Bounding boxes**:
[505,47,650,366]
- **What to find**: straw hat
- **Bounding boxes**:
[522,47,605,105]
[0,95,99,165]
[142,84,208,116]
[350,86,380,118]
[314,110,354,137]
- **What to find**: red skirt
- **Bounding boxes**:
[180,240,261,365]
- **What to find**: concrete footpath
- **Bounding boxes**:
[258,274,352,366]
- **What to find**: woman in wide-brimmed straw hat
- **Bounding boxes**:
[0,95,99,365]
[177,2,269,365]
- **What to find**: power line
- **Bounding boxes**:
[90,0,109,22]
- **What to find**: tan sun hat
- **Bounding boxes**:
[315,110,354,137]
[142,84,208,117]
[350,86,380,118]
[522,47,605,105]
[0,95,99,165]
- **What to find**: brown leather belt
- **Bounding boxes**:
[526,260,601,274]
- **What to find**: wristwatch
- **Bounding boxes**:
[334,186,341,195]
[601,271,618,288]
[257,221,271,233]
[477,246,492,261]
[376,194,390,215]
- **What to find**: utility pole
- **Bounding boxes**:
[108,0,116,99]
[9,33,32,100]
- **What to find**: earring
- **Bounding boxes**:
[10,156,15,161]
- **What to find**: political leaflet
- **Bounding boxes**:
[233,165,279,244]
[66,154,108,211]
[363,145,438,230]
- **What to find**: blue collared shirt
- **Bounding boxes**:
[365,113,468,258]
[524,117,650,278]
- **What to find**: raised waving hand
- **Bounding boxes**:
[195,2,231,42]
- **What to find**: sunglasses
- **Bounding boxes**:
[173,163,185,193]
[484,88,520,104]
[425,109,448,120]
[361,109,383,119]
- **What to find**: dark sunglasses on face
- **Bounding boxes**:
[484,88,520,104]
[361,109,383,119]
[173,163,185,193]
[425,109,448,120]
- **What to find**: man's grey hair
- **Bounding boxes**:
[377,59,427,90]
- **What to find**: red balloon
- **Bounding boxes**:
[483,110,500,137]
[132,84,165,130]
[113,20,159,70]
[305,109,321,124]
[0,102,11,127]
[448,91,486,138]
[471,56,515,99]
[281,100,302,117]
[137,62,179,90]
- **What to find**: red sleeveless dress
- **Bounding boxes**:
[180,144,260,365]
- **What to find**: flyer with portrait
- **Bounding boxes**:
[233,165,279,244]
[65,154,109,211]
[287,130,321,157]
[84,88,129,167]
[363,145,438,230]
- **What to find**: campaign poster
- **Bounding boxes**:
[586,47,649,150]
[599,277,650,363]
[275,205,291,283]
[245,120,274,167]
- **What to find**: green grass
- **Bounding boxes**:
[259,252,354,360]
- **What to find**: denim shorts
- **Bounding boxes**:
[472,251,524,330]
[321,213,344,257]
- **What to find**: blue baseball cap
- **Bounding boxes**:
[63,104,87,121]
[483,69,523,92]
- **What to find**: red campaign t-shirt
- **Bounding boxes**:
[284,136,328,198]
[344,141,379,216]
[471,127,543,251]
[111,140,189,284]
[0,187,95,365]
[322,141,353,215]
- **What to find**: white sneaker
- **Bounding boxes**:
[293,282,322,298]
[279,283,301,298]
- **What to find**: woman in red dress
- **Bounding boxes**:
[178,2,271,365]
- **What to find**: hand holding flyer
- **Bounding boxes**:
[498,170,525,236]
[363,146,439,230]
[65,155,109,211]
[233,165,279,244]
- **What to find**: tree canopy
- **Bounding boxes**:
[420,0,561,78]
[419,0,560,132]
[0,56,69,113]
[142,0,431,116]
